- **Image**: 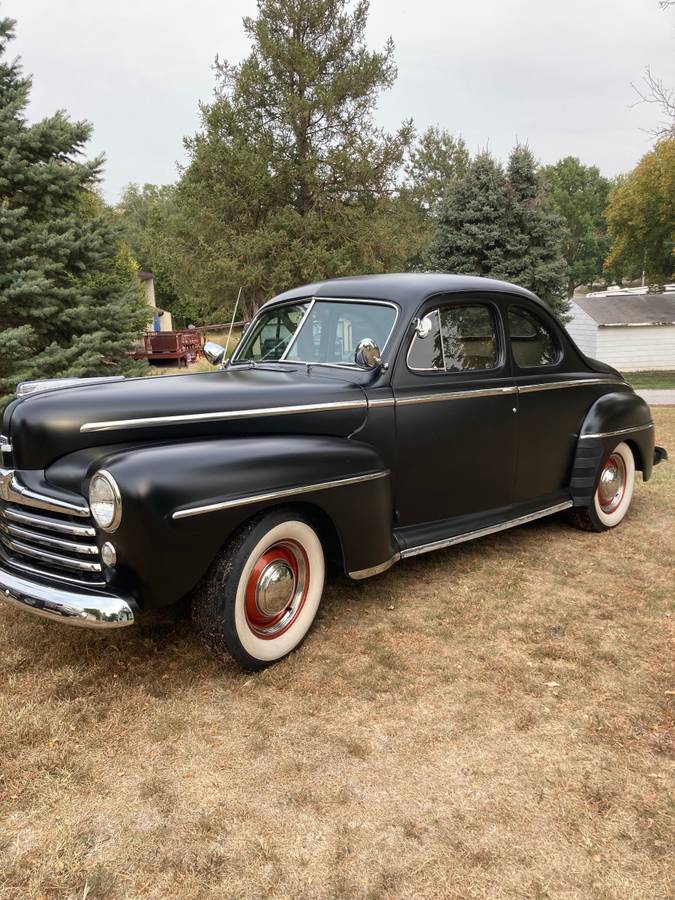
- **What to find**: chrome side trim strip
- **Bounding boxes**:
[0,467,90,518]
[397,386,517,405]
[368,397,396,408]
[517,378,621,394]
[400,501,574,559]
[1,507,96,537]
[0,565,134,629]
[0,522,99,556]
[348,553,400,580]
[81,399,368,433]
[2,537,102,572]
[173,470,389,520]
[579,423,654,440]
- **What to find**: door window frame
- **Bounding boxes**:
[400,294,509,383]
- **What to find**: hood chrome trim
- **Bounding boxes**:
[173,470,389,520]
[81,398,368,433]
[16,376,125,398]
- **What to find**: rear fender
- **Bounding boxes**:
[570,391,655,506]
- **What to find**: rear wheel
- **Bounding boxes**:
[572,441,636,532]
[192,510,325,670]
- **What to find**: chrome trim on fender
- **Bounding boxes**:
[579,423,654,440]
[0,467,90,518]
[400,501,574,559]
[348,553,401,580]
[172,470,390,520]
[80,399,368,433]
[0,564,134,628]
[517,378,622,394]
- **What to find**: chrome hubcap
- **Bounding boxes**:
[244,540,310,639]
[256,561,295,617]
[597,453,626,514]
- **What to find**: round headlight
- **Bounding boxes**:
[89,470,122,532]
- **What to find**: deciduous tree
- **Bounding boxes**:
[605,137,675,285]
[541,157,612,297]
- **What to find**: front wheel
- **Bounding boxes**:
[192,510,326,670]
[572,441,636,532]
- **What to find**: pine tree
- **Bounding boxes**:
[159,0,416,321]
[0,16,149,409]
[428,147,569,317]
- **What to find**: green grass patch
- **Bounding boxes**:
[624,371,675,389]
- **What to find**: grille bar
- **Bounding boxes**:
[0,522,100,556]
[2,536,102,573]
[0,507,96,537]
[0,471,102,582]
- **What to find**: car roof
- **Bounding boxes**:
[265,273,548,317]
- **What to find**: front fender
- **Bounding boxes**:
[570,391,655,506]
[48,436,395,611]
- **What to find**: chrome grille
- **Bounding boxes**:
[0,500,104,585]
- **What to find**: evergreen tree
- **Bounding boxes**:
[0,16,149,409]
[428,147,568,317]
[541,157,612,297]
[161,0,416,321]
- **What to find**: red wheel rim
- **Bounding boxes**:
[244,539,309,639]
[597,452,626,514]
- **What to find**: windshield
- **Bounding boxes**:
[233,299,397,366]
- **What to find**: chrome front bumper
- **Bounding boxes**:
[0,564,135,629]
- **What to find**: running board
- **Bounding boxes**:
[399,500,573,559]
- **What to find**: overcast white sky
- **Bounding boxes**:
[4,0,674,202]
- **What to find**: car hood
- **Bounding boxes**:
[5,366,368,470]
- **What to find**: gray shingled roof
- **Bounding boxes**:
[573,292,675,326]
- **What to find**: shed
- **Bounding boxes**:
[565,289,675,371]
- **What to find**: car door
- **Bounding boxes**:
[392,293,517,528]
[506,300,607,504]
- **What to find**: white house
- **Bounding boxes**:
[565,289,675,371]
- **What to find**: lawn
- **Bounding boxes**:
[625,371,675,390]
[0,411,673,899]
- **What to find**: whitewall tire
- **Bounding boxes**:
[573,441,636,532]
[192,510,325,670]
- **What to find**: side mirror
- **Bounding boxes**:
[354,338,386,370]
[414,316,434,339]
[203,341,226,366]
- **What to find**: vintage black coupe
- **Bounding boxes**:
[0,274,667,669]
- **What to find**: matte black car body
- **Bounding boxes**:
[0,274,662,630]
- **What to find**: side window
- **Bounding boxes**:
[508,307,559,368]
[440,305,498,372]
[408,305,498,373]
[407,310,444,370]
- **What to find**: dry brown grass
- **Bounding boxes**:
[1,411,673,899]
